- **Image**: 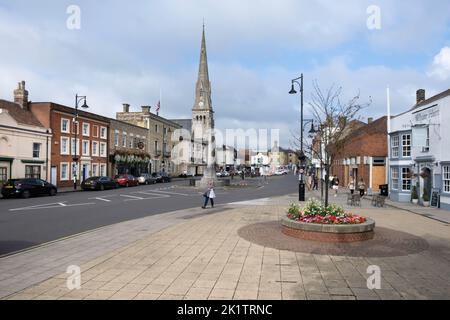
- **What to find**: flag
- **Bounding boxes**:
[156,100,161,115]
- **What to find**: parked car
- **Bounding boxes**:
[274,169,288,176]
[152,172,172,183]
[114,174,139,187]
[1,178,57,199]
[138,173,157,185]
[81,176,119,191]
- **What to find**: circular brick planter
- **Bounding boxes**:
[281,216,376,243]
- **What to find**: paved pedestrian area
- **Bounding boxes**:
[1,193,450,300]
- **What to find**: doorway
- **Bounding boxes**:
[51,167,57,185]
[420,167,432,201]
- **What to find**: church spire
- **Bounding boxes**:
[194,24,212,110]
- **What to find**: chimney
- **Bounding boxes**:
[14,81,29,110]
[416,89,426,104]
[141,106,151,114]
[368,117,373,124]
[122,103,130,113]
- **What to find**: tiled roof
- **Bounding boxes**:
[0,99,45,128]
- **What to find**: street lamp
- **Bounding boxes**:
[289,74,306,201]
[73,94,89,190]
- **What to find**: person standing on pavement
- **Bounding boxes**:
[358,178,366,197]
[202,181,216,209]
[348,178,356,195]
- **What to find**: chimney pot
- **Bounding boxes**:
[141,106,151,114]
[123,103,130,113]
[14,80,29,110]
[416,89,426,104]
[368,117,373,124]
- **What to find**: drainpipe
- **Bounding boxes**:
[46,130,49,181]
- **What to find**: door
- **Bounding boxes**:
[51,167,57,186]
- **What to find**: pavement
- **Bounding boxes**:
[1,189,449,300]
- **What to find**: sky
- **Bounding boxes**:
[0,0,449,149]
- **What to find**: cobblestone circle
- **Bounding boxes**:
[238,221,430,257]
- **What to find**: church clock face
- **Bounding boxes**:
[198,101,204,108]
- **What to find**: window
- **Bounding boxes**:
[92,164,98,177]
[0,167,7,183]
[154,141,159,153]
[163,127,167,136]
[61,118,70,133]
[100,127,107,139]
[61,163,69,181]
[100,142,107,157]
[71,121,79,134]
[92,141,99,156]
[82,140,90,156]
[25,166,41,179]
[61,137,69,155]
[100,164,106,176]
[33,143,41,158]
[443,166,450,193]
[402,167,411,191]
[123,133,127,148]
[391,167,399,190]
[155,124,158,133]
[402,134,411,157]
[391,136,399,158]
[114,131,119,147]
[92,125,99,138]
[129,135,134,149]
[71,138,80,156]
[82,123,90,137]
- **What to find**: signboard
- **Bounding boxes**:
[431,188,440,208]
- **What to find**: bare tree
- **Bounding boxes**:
[291,81,371,207]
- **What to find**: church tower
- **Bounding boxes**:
[191,25,217,185]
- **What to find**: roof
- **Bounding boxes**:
[0,99,45,128]
[30,102,111,124]
[346,116,387,141]
[414,88,450,109]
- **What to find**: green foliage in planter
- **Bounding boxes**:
[423,188,430,202]
[411,186,418,200]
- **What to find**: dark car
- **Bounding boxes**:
[114,174,139,187]
[137,174,157,185]
[1,178,57,199]
[152,172,171,183]
[81,176,119,191]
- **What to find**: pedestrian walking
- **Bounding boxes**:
[333,177,340,197]
[348,178,356,195]
[312,174,318,190]
[202,182,216,209]
[358,178,366,197]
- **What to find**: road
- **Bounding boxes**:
[0,175,298,256]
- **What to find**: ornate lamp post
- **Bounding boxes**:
[72,94,89,190]
[289,75,317,201]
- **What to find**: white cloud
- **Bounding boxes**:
[428,47,450,80]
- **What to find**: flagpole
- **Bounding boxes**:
[158,88,162,117]
[387,86,391,195]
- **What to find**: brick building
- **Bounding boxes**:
[29,99,110,188]
[331,117,388,192]
[109,119,151,177]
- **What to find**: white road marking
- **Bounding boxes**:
[133,191,170,198]
[148,190,190,196]
[93,197,112,202]
[120,195,145,200]
[10,202,95,212]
